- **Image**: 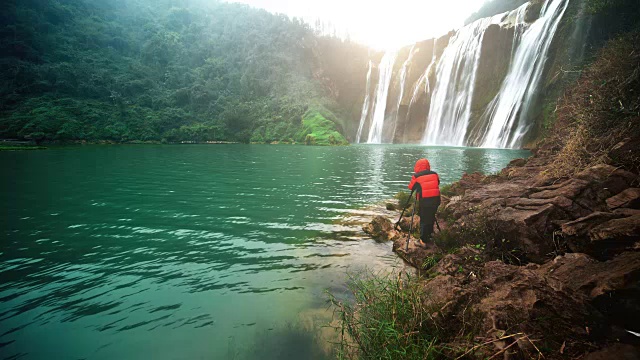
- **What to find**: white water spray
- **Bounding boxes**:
[367,50,398,144]
[356,61,373,143]
[480,0,570,148]
[422,14,504,146]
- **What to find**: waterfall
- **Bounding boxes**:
[356,61,374,143]
[424,43,437,94]
[480,0,570,148]
[356,0,572,148]
[367,50,398,144]
[421,14,504,146]
[508,4,529,63]
[407,39,437,118]
[390,45,417,141]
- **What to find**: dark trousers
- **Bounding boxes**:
[419,198,440,242]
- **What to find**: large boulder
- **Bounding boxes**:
[590,214,640,242]
[362,215,399,242]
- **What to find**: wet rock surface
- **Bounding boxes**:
[361,215,399,242]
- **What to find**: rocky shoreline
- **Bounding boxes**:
[356,30,640,358]
[362,148,639,358]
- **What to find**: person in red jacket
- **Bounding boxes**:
[407,158,441,245]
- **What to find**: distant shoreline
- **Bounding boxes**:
[0,139,357,148]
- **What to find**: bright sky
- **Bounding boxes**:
[224,0,487,50]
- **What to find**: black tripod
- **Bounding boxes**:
[395,189,441,251]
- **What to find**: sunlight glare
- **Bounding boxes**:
[225,0,486,50]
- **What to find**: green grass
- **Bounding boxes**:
[328,270,442,360]
[439,183,455,197]
[297,108,349,146]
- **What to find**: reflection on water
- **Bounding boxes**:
[0,144,529,359]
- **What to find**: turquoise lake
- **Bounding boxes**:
[0,144,529,359]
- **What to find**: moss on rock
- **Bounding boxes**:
[296,107,349,146]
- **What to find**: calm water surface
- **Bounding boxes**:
[0,144,529,359]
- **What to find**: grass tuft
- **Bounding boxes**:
[328,270,442,360]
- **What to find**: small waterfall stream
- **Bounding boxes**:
[480,0,570,148]
[391,45,417,140]
[407,39,437,118]
[509,5,529,63]
[367,50,398,144]
[356,61,374,143]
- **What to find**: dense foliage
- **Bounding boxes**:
[0,0,362,144]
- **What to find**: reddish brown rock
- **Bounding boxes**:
[448,171,486,195]
[590,214,640,242]
[464,181,529,203]
[422,257,607,358]
[397,215,420,232]
[537,252,640,299]
[432,246,484,276]
[440,162,640,262]
[392,235,439,269]
[607,188,640,210]
[614,208,640,217]
[530,178,591,200]
[561,212,623,237]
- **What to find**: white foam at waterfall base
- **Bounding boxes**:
[356,61,373,143]
[480,0,570,149]
[421,13,505,147]
[366,50,398,144]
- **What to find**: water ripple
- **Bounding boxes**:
[0,144,528,359]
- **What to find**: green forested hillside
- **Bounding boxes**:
[0,0,365,144]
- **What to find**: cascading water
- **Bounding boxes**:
[356,61,374,143]
[508,4,529,63]
[421,14,504,146]
[407,39,437,117]
[390,45,417,141]
[357,0,572,148]
[480,0,569,149]
[367,50,398,144]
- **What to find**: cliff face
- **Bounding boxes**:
[347,0,640,147]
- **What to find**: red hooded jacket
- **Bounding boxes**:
[408,158,440,199]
